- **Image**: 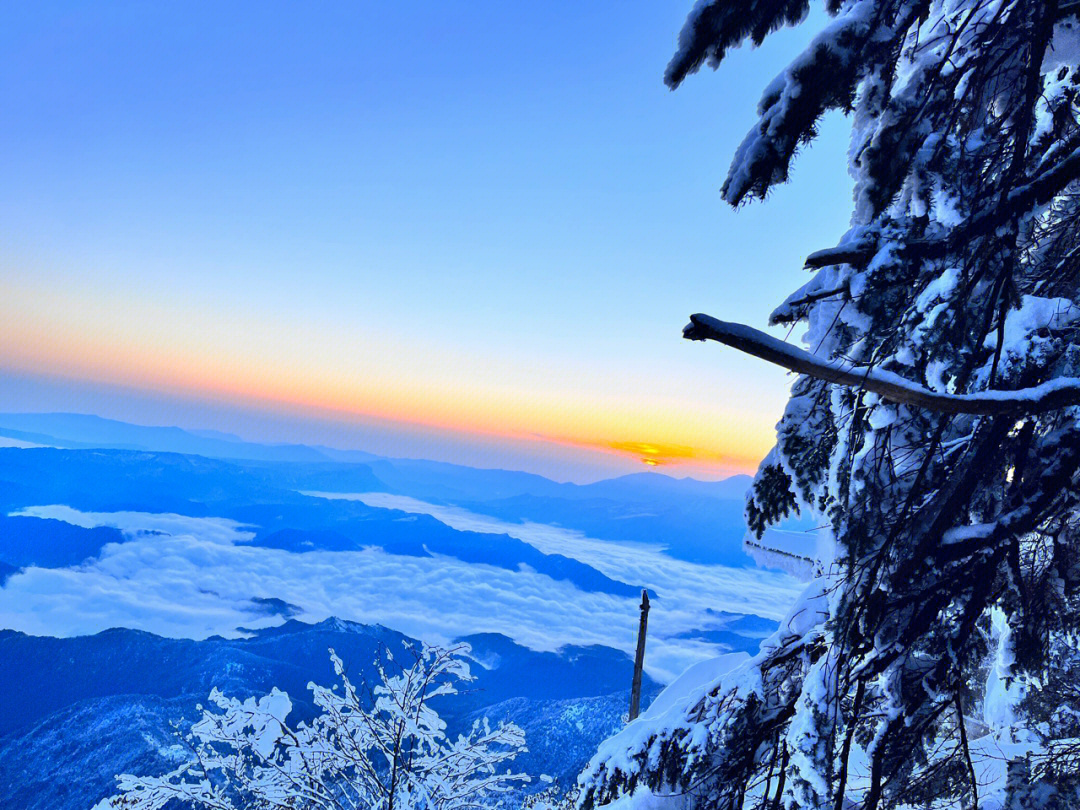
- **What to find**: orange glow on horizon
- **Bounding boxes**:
[554,438,760,473]
[0,278,774,478]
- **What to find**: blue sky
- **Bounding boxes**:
[0,1,853,480]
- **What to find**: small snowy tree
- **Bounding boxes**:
[94,642,529,810]
[582,2,1080,809]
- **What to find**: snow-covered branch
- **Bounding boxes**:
[801,142,1080,271]
[683,314,1080,416]
[803,243,875,269]
[94,643,530,810]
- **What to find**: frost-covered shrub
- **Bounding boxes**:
[94,642,529,810]
[522,782,579,810]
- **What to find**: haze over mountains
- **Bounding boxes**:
[0,411,379,464]
[0,411,801,808]
[0,410,808,668]
[0,411,760,565]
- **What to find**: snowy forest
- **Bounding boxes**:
[13,0,1080,809]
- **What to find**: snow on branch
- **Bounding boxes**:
[93,642,531,810]
[801,143,1080,270]
[683,314,1080,416]
[803,244,875,269]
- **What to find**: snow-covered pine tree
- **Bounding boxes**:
[581,2,1080,809]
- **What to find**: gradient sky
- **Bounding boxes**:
[0,1,853,481]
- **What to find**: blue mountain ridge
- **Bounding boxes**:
[0,412,793,567]
[0,447,644,598]
[0,413,763,552]
[0,618,671,809]
[0,412,745,500]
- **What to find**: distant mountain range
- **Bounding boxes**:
[0,430,797,660]
[0,618,675,809]
[0,412,796,566]
[0,447,645,598]
[0,411,750,498]
[0,411,791,810]
[0,411,377,464]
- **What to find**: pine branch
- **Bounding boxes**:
[802,143,1080,270]
[683,314,1080,415]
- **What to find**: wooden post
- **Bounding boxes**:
[628,588,650,721]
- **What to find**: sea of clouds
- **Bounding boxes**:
[0,497,801,682]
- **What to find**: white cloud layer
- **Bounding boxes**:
[1,500,801,682]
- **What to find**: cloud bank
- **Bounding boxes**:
[1,501,801,682]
